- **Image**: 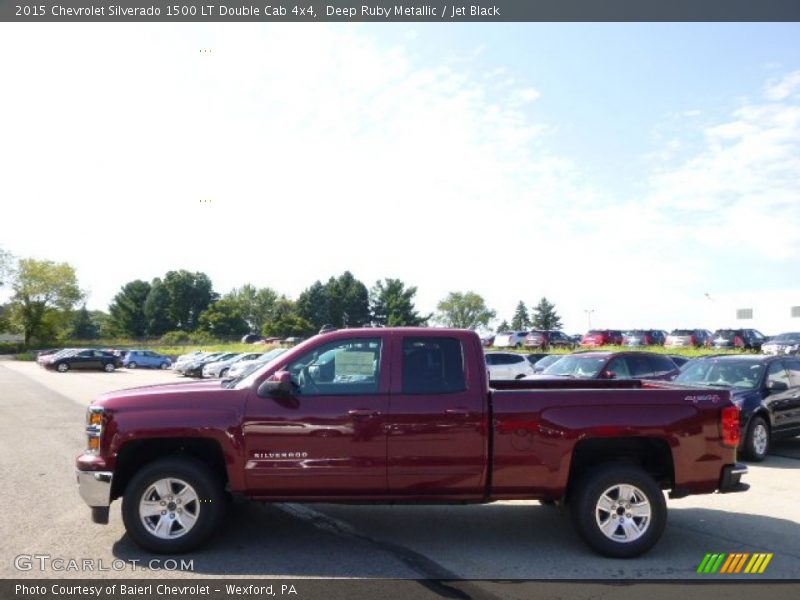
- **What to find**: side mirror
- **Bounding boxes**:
[602,370,617,380]
[257,370,293,398]
[766,380,789,392]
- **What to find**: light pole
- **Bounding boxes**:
[584,309,595,330]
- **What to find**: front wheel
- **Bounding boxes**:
[743,415,770,462]
[103,363,115,372]
[160,362,170,370]
[127,362,137,369]
[122,457,225,554]
[569,464,666,558]
[56,363,69,373]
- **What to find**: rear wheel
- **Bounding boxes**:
[122,457,225,554]
[743,415,770,462]
[160,362,170,370]
[104,363,115,372]
[219,368,229,378]
[569,464,666,558]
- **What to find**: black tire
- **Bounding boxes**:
[220,368,229,378]
[103,362,115,372]
[742,415,770,462]
[122,457,225,554]
[160,362,170,370]
[569,464,666,558]
[56,362,70,373]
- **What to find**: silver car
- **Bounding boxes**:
[225,348,288,379]
[762,332,800,355]
[202,352,265,378]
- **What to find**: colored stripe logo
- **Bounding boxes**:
[697,553,773,574]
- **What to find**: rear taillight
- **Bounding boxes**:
[720,406,740,448]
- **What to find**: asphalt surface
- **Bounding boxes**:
[1,360,799,581]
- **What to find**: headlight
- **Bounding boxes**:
[85,406,105,453]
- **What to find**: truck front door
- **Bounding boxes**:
[387,335,486,496]
[242,336,389,495]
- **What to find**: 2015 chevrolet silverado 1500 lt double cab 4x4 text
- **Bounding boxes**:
[76,328,748,558]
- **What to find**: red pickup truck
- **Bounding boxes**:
[77,328,748,558]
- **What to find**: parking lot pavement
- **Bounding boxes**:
[1,360,798,581]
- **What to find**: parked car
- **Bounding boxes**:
[524,330,576,350]
[525,353,549,366]
[493,331,529,348]
[480,334,495,348]
[711,329,767,351]
[762,332,800,355]
[173,350,208,370]
[665,329,712,348]
[241,334,264,344]
[536,351,680,381]
[78,327,747,558]
[225,348,289,380]
[45,348,120,373]
[580,330,623,347]
[622,330,666,347]
[37,348,68,365]
[673,355,800,461]
[123,350,172,370]
[202,352,264,378]
[531,353,564,374]
[485,351,535,379]
[178,352,240,378]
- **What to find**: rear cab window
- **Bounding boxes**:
[402,337,466,394]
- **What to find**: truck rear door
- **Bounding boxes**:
[386,333,487,496]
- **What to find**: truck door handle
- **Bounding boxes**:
[445,408,471,417]
[348,409,380,418]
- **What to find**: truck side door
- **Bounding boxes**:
[387,334,487,496]
[242,335,390,495]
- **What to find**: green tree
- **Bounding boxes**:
[198,298,250,336]
[143,278,174,336]
[108,280,151,337]
[0,246,12,287]
[435,291,495,330]
[261,298,315,338]
[530,297,563,330]
[496,320,510,333]
[9,258,83,344]
[511,301,531,330]
[162,270,217,331]
[70,304,100,339]
[370,278,429,326]
[296,281,331,329]
[226,285,279,333]
[326,271,370,328]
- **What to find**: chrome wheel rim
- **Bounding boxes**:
[595,484,651,543]
[104,363,114,372]
[57,363,68,372]
[753,423,768,456]
[139,478,200,539]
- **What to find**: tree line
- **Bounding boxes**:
[0,247,562,344]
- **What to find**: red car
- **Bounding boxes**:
[580,329,624,347]
[535,351,681,381]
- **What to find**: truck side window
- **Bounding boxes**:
[402,337,466,394]
[286,338,382,395]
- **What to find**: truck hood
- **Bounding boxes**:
[93,380,244,412]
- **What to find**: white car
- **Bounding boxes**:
[202,352,264,378]
[485,352,535,379]
[493,331,529,348]
[225,348,288,379]
[762,332,800,355]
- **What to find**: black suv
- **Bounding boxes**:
[711,329,767,351]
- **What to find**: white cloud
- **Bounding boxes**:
[764,70,800,100]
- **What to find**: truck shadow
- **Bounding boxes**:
[110,501,800,578]
[769,437,800,462]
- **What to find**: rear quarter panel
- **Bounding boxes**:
[490,385,733,499]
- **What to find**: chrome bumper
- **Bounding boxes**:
[77,470,113,507]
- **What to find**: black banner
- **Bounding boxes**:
[2,580,800,600]
[2,0,800,22]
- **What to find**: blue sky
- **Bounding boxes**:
[1,23,798,332]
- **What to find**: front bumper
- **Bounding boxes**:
[77,470,113,523]
[719,463,749,493]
